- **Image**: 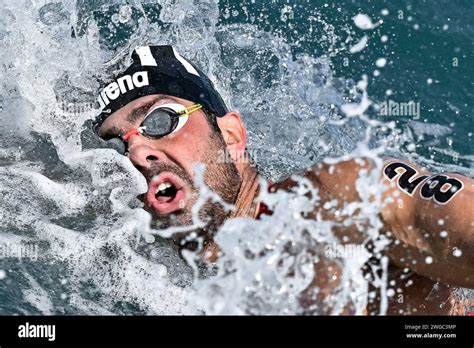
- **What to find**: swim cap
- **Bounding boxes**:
[94,45,228,127]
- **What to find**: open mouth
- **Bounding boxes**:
[146,172,188,215]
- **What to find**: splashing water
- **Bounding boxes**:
[0,0,472,315]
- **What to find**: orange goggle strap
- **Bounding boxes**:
[122,128,141,142]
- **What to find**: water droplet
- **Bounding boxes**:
[111,13,119,24]
[376,58,387,67]
[350,35,368,53]
[118,5,132,24]
[353,14,376,30]
[452,247,462,257]
[144,234,155,243]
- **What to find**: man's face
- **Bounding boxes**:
[98,94,242,236]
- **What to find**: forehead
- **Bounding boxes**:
[98,94,195,134]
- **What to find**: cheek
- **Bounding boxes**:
[167,122,218,171]
[179,132,215,161]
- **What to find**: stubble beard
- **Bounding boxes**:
[149,131,242,245]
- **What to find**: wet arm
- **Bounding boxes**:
[304,157,474,288]
[380,158,474,288]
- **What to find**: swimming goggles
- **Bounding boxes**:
[104,103,202,155]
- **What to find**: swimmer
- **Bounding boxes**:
[89,45,473,315]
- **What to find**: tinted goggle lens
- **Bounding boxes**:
[141,107,180,138]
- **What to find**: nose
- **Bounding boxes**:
[127,135,166,173]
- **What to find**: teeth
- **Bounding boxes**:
[155,181,173,194]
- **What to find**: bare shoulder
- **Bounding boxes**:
[270,157,376,202]
[305,157,376,202]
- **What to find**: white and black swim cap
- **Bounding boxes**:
[94,45,228,127]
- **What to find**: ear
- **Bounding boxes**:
[216,112,248,168]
